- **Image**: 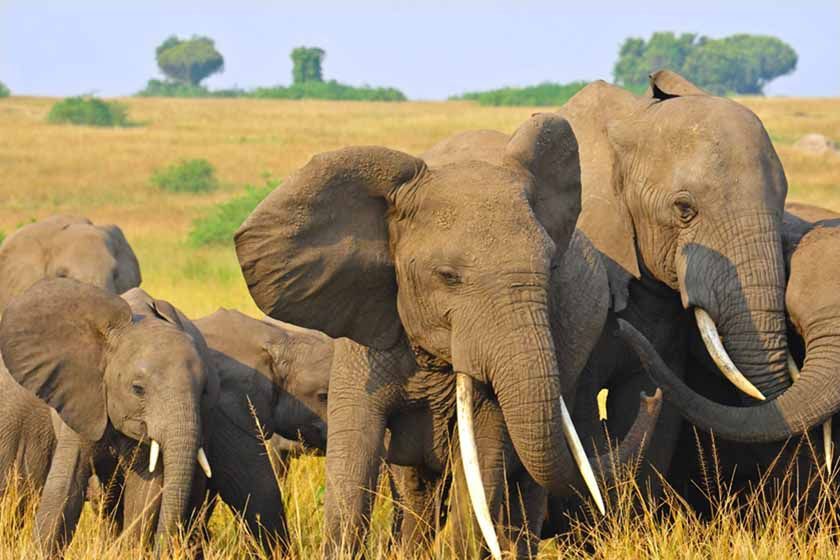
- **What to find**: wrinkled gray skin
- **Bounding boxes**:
[115,308,330,553]
[0,215,141,312]
[546,70,795,512]
[0,280,213,556]
[664,203,840,514]
[236,112,595,556]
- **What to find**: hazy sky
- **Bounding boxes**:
[1,1,838,99]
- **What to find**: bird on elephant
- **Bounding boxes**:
[663,202,840,516]
[0,215,141,312]
[235,110,662,559]
[109,308,331,555]
[539,69,799,516]
[0,279,216,557]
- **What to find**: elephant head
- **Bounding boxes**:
[561,70,790,400]
[624,205,840,444]
[0,279,213,539]
[194,308,330,451]
[235,113,590,509]
[0,215,141,311]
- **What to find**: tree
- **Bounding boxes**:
[613,32,797,95]
[291,47,325,84]
[155,35,224,86]
[0,81,9,98]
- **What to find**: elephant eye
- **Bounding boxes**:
[673,194,697,224]
[54,267,69,278]
[317,392,328,404]
[435,266,462,286]
[131,383,145,397]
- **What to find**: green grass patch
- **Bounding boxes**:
[188,174,278,247]
[452,81,589,106]
[0,82,9,98]
[46,96,131,127]
[152,158,218,194]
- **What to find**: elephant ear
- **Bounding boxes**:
[559,81,644,311]
[550,229,610,390]
[505,113,582,251]
[235,147,426,350]
[98,224,142,293]
[0,278,132,441]
[646,70,710,99]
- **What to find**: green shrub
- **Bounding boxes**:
[47,96,130,127]
[0,82,9,98]
[0,231,5,245]
[188,175,278,247]
[251,80,406,102]
[152,159,218,193]
[136,79,243,98]
[451,81,588,106]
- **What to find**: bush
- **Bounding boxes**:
[136,79,243,98]
[251,80,406,102]
[188,175,278,246]
[451,81,588,106]
[152,159,218,193]
[0,82,9,98]
[47,96,130,127]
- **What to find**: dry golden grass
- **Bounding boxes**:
[1,94,839,558]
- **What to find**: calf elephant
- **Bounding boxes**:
[664,202,840,515]
[114,308,330,554]
[0,280,215,556]
[0,215,141,311]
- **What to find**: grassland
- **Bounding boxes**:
[1,94,839,558]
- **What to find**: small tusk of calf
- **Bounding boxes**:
[149,439,160,473]
[197,447,212,478]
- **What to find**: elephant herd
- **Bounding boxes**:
[0,70,838,558]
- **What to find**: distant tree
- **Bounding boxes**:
[0,81,9,98]
[155,35,224,86]
[613,32,797,95]
[291,47,325,84]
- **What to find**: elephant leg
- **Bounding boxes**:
[388,462,447,556]
[34,419,95,556]
[121,463,163,546]
[209,419,289,555]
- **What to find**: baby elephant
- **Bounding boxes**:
[0,215,141,312]
[121,308,331,553]
[0,279,216,556]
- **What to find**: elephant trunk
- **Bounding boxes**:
[619,320,840,442]
[154,406,201,540]
[681,213,790,399]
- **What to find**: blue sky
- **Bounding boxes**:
[1,0,838,99]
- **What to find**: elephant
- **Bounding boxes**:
[539,70,798,510]
[0,215,141,312]
[112,308,330,554]
[658,202,840,516]
[234,110,667,557]
[0,279,216,556]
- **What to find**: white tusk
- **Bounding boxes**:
[788,354,833,474]
[149,439,160,473]
[197,447,212,478]
[455,373,502,560]
[695,308,766,401]
[559,395,606,516]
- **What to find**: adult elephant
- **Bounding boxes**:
[236,112,608,557]
[0,280,216,556]
[663,202,840,514]
[0,215,141,311]
[549,70,793,503]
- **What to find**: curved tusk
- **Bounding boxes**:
[197,447,212,478]
[455,373,502,560]
[787,353,832,474]
[149,439,160,473]
[559,395,606,516]
[695,308,766,401]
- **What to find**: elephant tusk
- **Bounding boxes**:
[559,395,606,516]
[149,439,160,473]
[787,354,833,474]
[455,373,502,560]
[695,308,766,401]
[197,447,212,478]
